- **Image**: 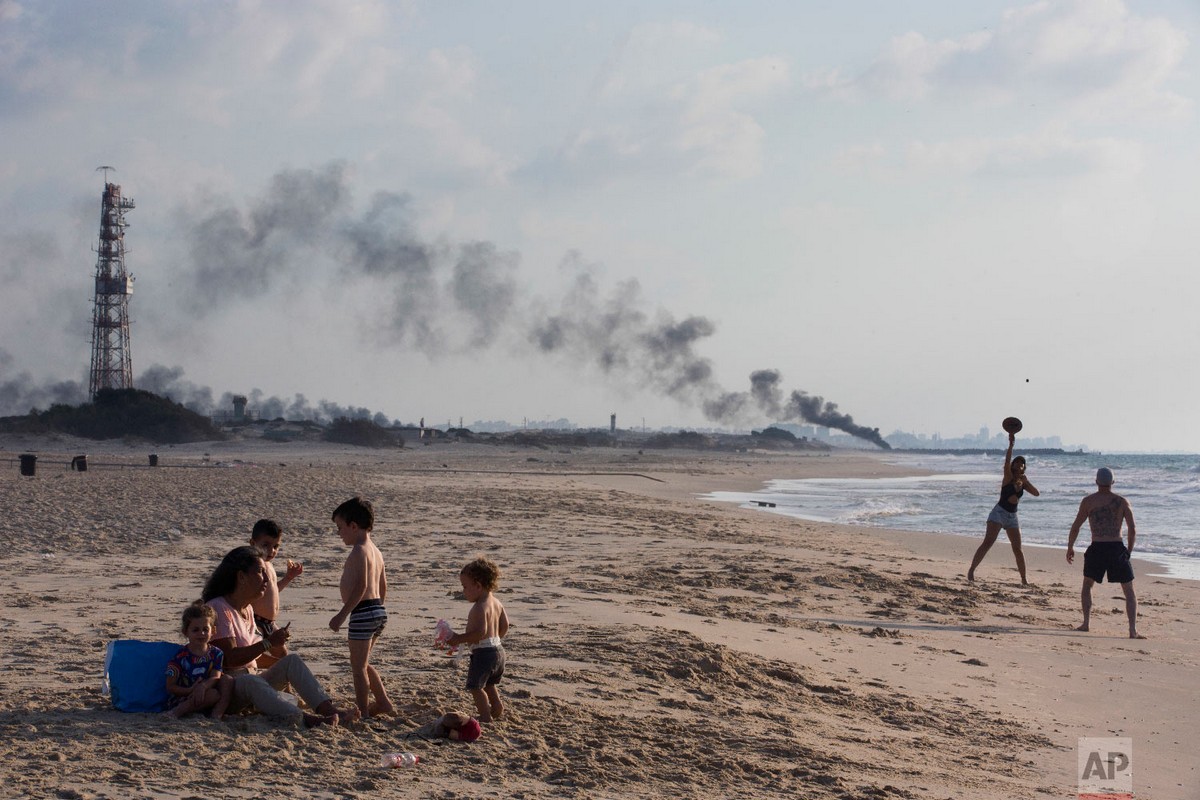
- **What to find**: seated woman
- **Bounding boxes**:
[202,546,358,727]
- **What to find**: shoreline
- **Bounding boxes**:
[1,436,1197,798]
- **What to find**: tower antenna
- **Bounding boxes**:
[88,172,136,398]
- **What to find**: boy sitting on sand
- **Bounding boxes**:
[445,557,510,723]
[165,602,234,720]
[249,518,303,667]
[328,497,394,718]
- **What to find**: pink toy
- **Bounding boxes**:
[435,619,459,655]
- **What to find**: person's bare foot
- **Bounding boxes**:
[1075,623,1089,632]
[336,707,361,725]
[368,700,395,718]
[1130,631,1146,639]
[966,571,975,583]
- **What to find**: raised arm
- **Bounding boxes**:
[1002,433,1015,482]
[278,560,303,591]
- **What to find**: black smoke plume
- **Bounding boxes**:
[704,368,891,449]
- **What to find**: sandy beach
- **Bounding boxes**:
[0,435,1196,799]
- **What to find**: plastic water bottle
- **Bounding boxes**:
[381,752,419,768]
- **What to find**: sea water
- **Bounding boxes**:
[703,452,1200,581]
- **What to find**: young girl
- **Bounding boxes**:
[165,601,235,719]
[968,431,1040,585]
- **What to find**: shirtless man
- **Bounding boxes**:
[1067,467,1144,639]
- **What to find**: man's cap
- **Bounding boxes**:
[458,717,482,742]
[1096,467,1114,486]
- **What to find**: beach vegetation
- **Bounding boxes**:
[645,430,715,449]
[755,426,798,442]
[0,388,224,443]
[323,417,403,448]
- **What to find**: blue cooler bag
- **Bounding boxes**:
[104,640,180,712]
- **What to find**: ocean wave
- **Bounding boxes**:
[841,503,921,523]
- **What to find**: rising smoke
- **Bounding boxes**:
[2,164,890,448]
[0,348,87,414]
[705,369,891,449]
[138,365,394,426]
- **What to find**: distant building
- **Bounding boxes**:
[212,394,259,425]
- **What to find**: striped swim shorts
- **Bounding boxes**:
[348,598,387,641]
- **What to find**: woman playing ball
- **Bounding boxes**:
[968,426,1039,585]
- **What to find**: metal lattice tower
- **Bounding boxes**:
[88,168,136,398]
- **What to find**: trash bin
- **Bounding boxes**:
[148,454,159,467]
[19,454,37,476]
[71,454,88,472]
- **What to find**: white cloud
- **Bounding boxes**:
[553,52,790,182]
[858,29,993,100]
[1014,0,1191,118]
[0,0,23,23]
[675,57,789,179]
[819,0,1189,120]
[403,48,516,185]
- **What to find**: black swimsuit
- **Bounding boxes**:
[998,480,1024,513]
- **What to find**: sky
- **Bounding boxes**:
[1,0,1197,452]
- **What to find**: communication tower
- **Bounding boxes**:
[88,168,136,398]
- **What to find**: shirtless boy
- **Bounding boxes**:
[329,497,394,717]
[446,557,510,722]
[1067,467,1145,639]
[249,519,303,667]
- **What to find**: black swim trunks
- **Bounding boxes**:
[465,646,505,690]
[1083,541,1135,584]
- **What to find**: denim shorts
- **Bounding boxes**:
[986,504,1020,529]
